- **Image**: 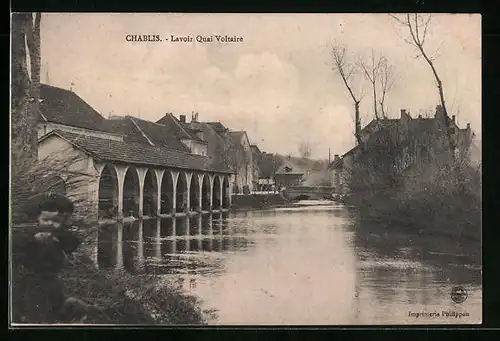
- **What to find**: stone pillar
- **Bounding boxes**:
[185,172,192,213]
[209,174,214,211]
[185,217,190,252]
[155,169,165,216]
[219,175,223,210]
[171,171,179,215]
[115,165,128,220]
[228,176,233,208]
[137,168,148,218]
[197,174,203,212]
[171,218,177,254]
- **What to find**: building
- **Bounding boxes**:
[36,84,234,221]
[203,121,254,194]
[274,159,304,189]
[328,105,474,195]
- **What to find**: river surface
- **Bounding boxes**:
[97,201,482,325]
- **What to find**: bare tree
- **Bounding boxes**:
[359,49,384,120]
[378,57,396,118]
[331,42,364,146]
[11,13,42,162]
[298,141,312,158]
[390,13,455,157]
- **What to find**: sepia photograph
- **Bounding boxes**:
[10,13,481,326]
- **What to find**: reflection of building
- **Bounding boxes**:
[36,84,233,220]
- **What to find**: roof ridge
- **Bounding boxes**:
[166,113,194,139]
[128,117,155,146]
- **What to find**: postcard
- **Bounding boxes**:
[10,12,481,326]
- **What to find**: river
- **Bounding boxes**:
[96,201,482,325]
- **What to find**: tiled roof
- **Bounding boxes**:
[39,84,109,132]
[275,161,304,175]
[103,117,152,145]
[205,122,228,135]
[229,131,245,142]
[156,114,204,143]
[328,158,343,170]
[250,145,261,154]
[129,116,193,151]
[41,130,233,173]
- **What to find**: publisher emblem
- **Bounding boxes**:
[451,286,468,304]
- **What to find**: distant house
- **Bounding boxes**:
[329,105,475,194]
[274,159,304,189]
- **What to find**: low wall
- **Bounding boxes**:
[231,193,291,210]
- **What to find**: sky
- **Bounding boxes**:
[39,13,481,159]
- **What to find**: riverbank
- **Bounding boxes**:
[231,193,295,211]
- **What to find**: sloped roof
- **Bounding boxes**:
[229,131,245,141]
[129,116,194,151]
[156,113,204,143]
[39,130,233,173]
[250,145,261,154]
[275,161,304,175]
[39,84,109,132]
[205,122,228,135]
[328,157,344,170]
[103,117,152,145]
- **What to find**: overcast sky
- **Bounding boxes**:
[40,13,481,159]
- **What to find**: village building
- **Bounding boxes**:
[328,105,475,195]
[274,159,305,190]
[36,84,234,221]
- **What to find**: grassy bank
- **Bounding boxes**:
[345,161,481,244]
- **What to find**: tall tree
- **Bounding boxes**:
[378,57,396,118]
[331,42,364,146]
[11,13,42,162]
[359,49,384,120]
[390,13,456,158]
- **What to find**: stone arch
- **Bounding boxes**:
[176,172,188,213]
[189,174,200,212]
[201,174,211,211]
[222,176,230,208]
[123,166,140,217]
[98,164,119,219]
[212,175,221,210]
[160,171,174,214]
[143,169,158,217]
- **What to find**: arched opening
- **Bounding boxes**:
[98,165,118,219]
[190,175,200,212]
[201,174,211,211]
[160,171,174,214]
[212,176,221,210]
[222,176,230,208]
[176,173,188,213]
[123,167,140,217]
[143,169,158,217]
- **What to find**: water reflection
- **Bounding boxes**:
[96,205,481,325]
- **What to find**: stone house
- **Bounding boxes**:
[328,105,474,194]
[274,159,304,190]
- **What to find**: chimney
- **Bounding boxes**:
[418,114,422,119]
[467,123,471,130]
[400,109,406,117]
[179,115,186,123]
[452,115,456,123]
[334,154,339,161]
